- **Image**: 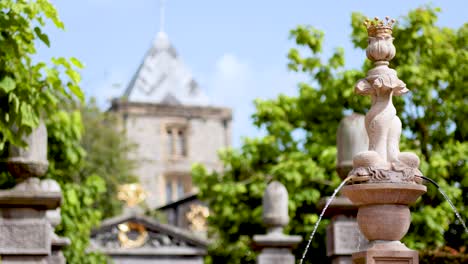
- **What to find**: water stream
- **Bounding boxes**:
[298,175,467,263]
[419,176,468,234]
[299,176,351,264]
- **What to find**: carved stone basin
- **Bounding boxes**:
[342,183,426,241]
[342,183,426,205]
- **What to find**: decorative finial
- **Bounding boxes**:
[118,183,147,207]
[363,16,396,37]
[262,181,289,234]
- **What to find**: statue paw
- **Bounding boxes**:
[353,151,386,168]
[397,152,420,168]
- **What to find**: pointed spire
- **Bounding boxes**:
[159,0,166,33]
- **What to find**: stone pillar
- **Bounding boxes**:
[46,207,70,264]
[320,114,369,264]
[0,122,65,263]
[341,17,427,264]
[253,181,302,264]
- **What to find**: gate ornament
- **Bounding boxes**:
[117,222,148,249]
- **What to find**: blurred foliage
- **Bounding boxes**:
[0,1,136,263]
[56,175,109,264]
[193,6,467,264]
[46,101,137,263]
[0,0,83,149]
[420,247,468,264]
[47,100,138,219]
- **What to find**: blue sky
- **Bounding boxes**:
[39,0,466,147]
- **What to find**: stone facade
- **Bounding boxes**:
[110,31,232,208]
[110,101,231,208]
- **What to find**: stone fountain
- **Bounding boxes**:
[341,17,427,264]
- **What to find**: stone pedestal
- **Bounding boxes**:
[352,241,418,264]
[46,208,70,264]
[0,178,62,263]
[342,183,426,264]
[257,248,295,264]
[253,181,302,264]
[319,196,367,264]
[47,236,70,264]
[253,234,302,264]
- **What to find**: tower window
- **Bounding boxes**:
[167,130,174,156]
[166,126,187,158]
[166,181,173,203]
[164,174,192,204]
[177,181,184,199]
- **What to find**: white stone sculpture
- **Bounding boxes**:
[349,17,422,183]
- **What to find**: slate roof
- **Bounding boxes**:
[123,32,209,106]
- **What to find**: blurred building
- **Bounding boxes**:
[110,31,231,208]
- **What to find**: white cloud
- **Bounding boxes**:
[215,53,250,82]
[204,53,304,147]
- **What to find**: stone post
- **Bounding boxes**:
[46,207,70,264]
[253,181,301,264]
[319,114,368,264]
[0,122,64,263]
[341,17,426,264]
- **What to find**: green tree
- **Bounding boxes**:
[0,1,136,263]
[79,100,138,218]
[46,102,137,263]
[0,1,108,263]
[193,6,467,263]
[48,100,138,218]
[0,0,83,148]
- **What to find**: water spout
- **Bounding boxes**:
[417,176,468,234]
[299,176,352,264]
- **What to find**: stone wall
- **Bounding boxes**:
[110,100,231,208]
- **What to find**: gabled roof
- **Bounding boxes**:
[123,32,209,106]
[90,213,208,256]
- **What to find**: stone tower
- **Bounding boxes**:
[110,31,232,208]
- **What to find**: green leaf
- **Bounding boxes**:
[0,76,16,93]
[34,26,50,47]
[67,83,84,102]
[65,189,79,205]
[70,57,84,69]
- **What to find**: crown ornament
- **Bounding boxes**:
[364,17,397,62]
[364,17,396,37]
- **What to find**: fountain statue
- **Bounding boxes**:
[341,17,427,264]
